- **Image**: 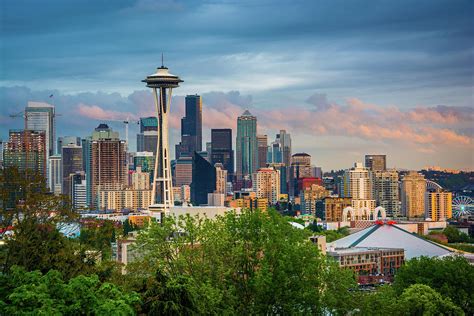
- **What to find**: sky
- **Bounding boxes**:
[1,0,473,170]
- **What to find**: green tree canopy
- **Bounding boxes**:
[0,266,140,315]
[393,256,474,314]
[123,209,356,315]
[398,284,464,315]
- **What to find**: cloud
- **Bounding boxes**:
[76,103,139,121]
[1,86,472,169]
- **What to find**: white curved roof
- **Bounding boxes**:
[328,224,452,259]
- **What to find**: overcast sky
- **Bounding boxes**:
[1,0,473,170]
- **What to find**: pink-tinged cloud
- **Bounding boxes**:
[76,103,139,121]
[74,91,472,148]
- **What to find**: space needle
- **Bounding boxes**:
[143,57,183,214]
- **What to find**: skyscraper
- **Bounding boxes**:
[276,130,292,167]
[257,134,268,169]
[137,117,158,154]
[57,136,81,155]
[61,144,83,197]
[425,190,452,221]
[252,167,280,204]
[342,162,376,212]
[236,110,257,183]
[48,155,62,195]
[401,171,426,219]
[365,155,386,171]
[175,156,193,187]
[176,95,202,159]
[373,169,400,217]
[191,152,216,205]
[4,129,47,178]
[210,128,234,180]
[71,171,87,210]
[289,153,312,197]
[86,124,127,208]
[25,102,55,158]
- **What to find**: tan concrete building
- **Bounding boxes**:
[373,169,400,217]
[300,184,330,215]
[215,163,228,195]
[342,162,373,200]
[323,197,352,222]
[401,171,426,218]
[98,188,152,211]
[252,167,280,204]
[425,190,452,221]
[131,167,150,190]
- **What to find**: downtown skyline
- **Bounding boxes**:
[1,0,473,170]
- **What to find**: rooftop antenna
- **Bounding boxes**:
[161,53,164,67]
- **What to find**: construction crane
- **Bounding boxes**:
[101,117,140,147]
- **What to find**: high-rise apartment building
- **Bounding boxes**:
[136,117,158,155]
[57,136,81,155]
[0,139,4,167]
[48,155,62,195]
[210,128,234,180]
[176,95,202,159]
[174,156,193,187]
[191,152,216,205]
[252,167,281,204]
[71,172,87,210]
[215,163,228,195]
[131,167,151,190]
[236,110,258,182]
[61,144,83,197]
[268,162,288,195]
[401,171,426,218]
[342,162,376,212]
[373,170,400,217]
[425,190,452,221]
[365,155,386,171]
[4,130,47,178]
[342,162,373,200]
[98,189,152,211]
[257,134,268,169]
[322,197,352,222]
[25,102,55,157]
[300,184,330,215]
[87,124,127,208]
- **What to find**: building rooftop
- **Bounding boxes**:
[327,223,452,259]
[328,247,404,255]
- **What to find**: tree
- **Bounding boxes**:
[127,209,357,314]
[397,284,464,315]
[443,226,473,243]
[0,266,140,315]
[393,256,474,314]
[0,168,90,278]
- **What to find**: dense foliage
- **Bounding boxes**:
[120,210,357,315]
[0,266,140,315]
[393,256,474,314]
[1,167,473,315]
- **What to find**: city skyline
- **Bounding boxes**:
[1,0,473,170]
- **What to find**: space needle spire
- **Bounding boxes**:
[142,60,183,214]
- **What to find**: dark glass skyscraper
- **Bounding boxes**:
[191,152,216,206]
[176,95,202,159]
[61,144,83,197]
[210,128,234,180]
